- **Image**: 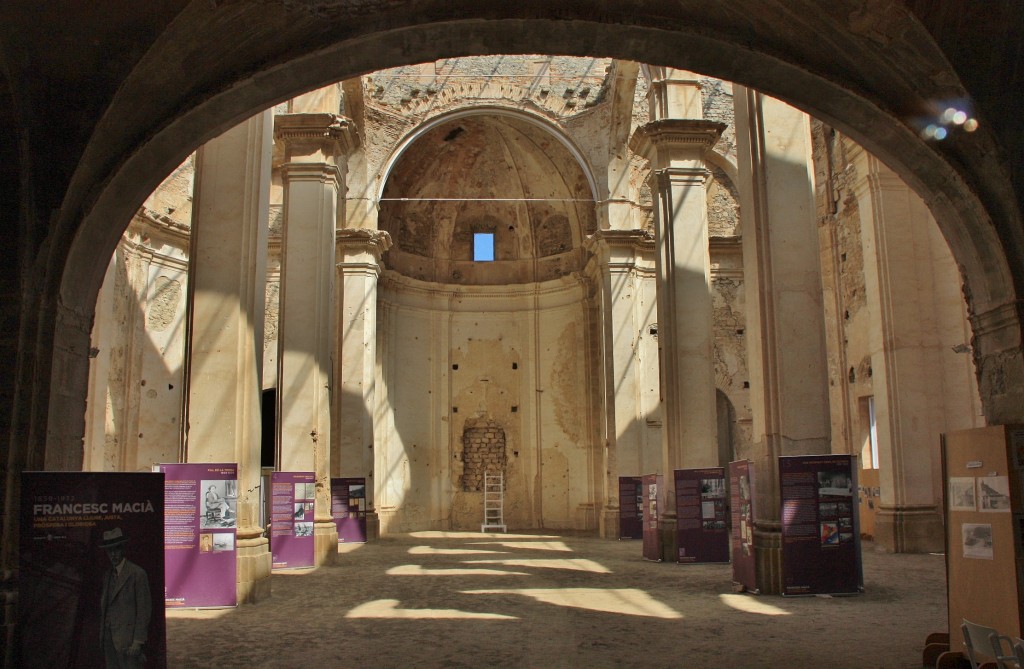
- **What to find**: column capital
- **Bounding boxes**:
[584,228,655,255]
[336,228,393,266]
[274,112,361,161]
[584,229,655,276]
[629,119,726,165]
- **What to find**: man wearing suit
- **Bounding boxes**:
[99,527,151,669]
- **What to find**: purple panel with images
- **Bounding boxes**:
[642,473,663,561]
[675,467,730,563]
[780,454,862,595]
[157,463,238,608]
[618,476,643,540]
[330,477,367,543]
[730,460,757,590]
[271,471,316,569]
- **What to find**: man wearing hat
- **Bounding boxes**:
[99,527,151,668]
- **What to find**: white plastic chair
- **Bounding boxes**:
[962,619,1018,669]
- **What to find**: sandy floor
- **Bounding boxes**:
[166,531,946,668]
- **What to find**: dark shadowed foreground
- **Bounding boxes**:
[167,532,945,668]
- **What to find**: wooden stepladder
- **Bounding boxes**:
[481,471,507,533]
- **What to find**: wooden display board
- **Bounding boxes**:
[943,425,1024,639]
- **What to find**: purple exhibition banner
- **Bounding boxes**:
[780,454,862,596]
[641,473,663,561]
[618,476,644,540]
[730,460,757,591]
[156,462,238,608]
[675,467,730,563]
[331,477,367,543]
[18,472,167,668]
[271,471,316,569]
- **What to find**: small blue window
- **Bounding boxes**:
[473,232,495,261]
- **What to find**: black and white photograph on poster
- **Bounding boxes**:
[979,475,1011,512]
[294,503,306,519]
[200,479,236,528]
[212,532,234,552]
[819,502,837,517]
[948,477,977,511]
[701,500,716,519]
[703,519,727,530]
[738,474,750,501]
[700,478,725,499]
[839,516,853,530]
[962,522,994,559]
[817,470,853,496]
[350,483,365,499]
[295,522,314,537]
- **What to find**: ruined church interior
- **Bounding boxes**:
[3,3,1024,667]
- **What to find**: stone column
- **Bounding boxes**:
[853,150,953,552]
[275,113,359,564]
[630,71,722,560]
[183,111,273,603]
[734,87,831,593]
[584,230,657,538]
[334,228,391,541]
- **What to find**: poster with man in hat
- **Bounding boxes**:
[18,472,166,668]
[99,527,152,668]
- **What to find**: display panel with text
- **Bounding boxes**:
[157,462,238,608]
[779,454,862,595]
[18,472,167,668]
[271,471,316,569]
[675,467,730,563]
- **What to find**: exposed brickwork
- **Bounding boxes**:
[461,417,506,492]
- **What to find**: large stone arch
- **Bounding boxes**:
[17,4,1023,531]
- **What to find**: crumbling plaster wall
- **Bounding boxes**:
[375,276,596,532]
[811,124,984,470]
[359,57,619,219]
[85,194,191,471]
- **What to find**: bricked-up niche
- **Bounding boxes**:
[461,416,507,492]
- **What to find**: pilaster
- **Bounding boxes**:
[334,228,391,540]
[631,118,723,561]
[275,113,360,562]
[853,152,963,552]
[584,230,656,538]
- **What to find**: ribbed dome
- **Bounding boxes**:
[379,113,595,285]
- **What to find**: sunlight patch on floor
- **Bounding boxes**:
[463,558,610,573]
[410,531,561,540]
[345,598,517,620]
[718,593,792,616]
[462,588,682,619]
[467,541,573,552]
[387,564,528,576]
[166,608,234,620]
[409,545,508,555]
[337,543,364,555]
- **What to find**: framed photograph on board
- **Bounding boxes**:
[948,477,977,512]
